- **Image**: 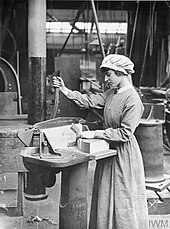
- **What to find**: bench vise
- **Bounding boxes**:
[17,117,91,201]
[18,117,85,159]
[17,117,117,229]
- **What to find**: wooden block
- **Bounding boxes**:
[146,179,170,192]
[77,139,109,154]
[0,92,17,115]
[42,123,82,149]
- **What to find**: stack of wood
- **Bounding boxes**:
[77,138,109,154]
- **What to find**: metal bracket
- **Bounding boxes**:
[39,132,63,159]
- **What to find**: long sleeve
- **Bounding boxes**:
[102,95,144,143]
[66,89,109,109]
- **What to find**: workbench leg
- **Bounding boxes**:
[59,162,88,229]
[7,172,24,217]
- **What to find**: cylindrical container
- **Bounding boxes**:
[23,159,48,201]
[24,172,48,201]
[23,158,57,201]
[165,110,170,144]
[135,119,165,183]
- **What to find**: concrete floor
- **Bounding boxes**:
[1,151,170,229]
[0,160,96,229]
[0,174,61,229]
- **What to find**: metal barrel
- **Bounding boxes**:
[165,110,170,144]
[135,119,165,183]
[23,160,48,201]
[23,157,57,201]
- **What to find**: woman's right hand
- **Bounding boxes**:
[53,76,68,94]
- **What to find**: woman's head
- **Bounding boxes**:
[102,68,124,88]
[100,54,134,88]
[100,54,135,75]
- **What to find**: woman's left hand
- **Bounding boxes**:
[94,130,105,139]
[80,131,95,139]
[79,130,105,139]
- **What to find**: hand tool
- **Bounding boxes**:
[50,70,60,119]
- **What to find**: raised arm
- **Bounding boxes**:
[53,76,108,109]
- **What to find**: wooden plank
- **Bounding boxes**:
[6,172,24,217]
[146,179,170,192]
[0,92,17,115]
[0,135,27,172]
[91,149,117,160]
[42,123,82,149]
[77,139,109,154]
[54,56,88,118]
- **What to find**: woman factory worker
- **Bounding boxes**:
[53,54,149,229]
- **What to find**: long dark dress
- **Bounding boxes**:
[66,86,149,229]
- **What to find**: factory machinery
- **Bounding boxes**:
[135,87,170,202]
[17,116,117,229]
[0,0,170,225]
[15,90,170,227]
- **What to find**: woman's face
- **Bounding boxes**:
[105,69,123,88]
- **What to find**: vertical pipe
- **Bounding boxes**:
[28,0,46,124]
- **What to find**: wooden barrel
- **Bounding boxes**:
[135,119,165,183]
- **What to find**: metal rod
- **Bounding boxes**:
[129,1,140,59]
[90,0,105,58]
[139,2,156,88]
[81,75,102,89]
[58,2,87,57]
[17,50,20,79]
[50,70,60,119]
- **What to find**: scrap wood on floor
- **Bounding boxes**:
[26,215,57,225]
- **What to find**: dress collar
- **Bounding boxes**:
[117,84,133,94]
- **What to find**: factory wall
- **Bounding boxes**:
[1,1,170,118]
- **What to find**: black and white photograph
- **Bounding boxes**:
[0,0,170,228]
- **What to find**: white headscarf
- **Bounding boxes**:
[100,54,135,75]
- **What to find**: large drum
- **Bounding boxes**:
[135,119,165,183]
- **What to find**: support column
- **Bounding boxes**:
[0,1,2,57]
[60,162,88,229]
[28,0,46,124]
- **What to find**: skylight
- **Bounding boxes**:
[46,22,127,34]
